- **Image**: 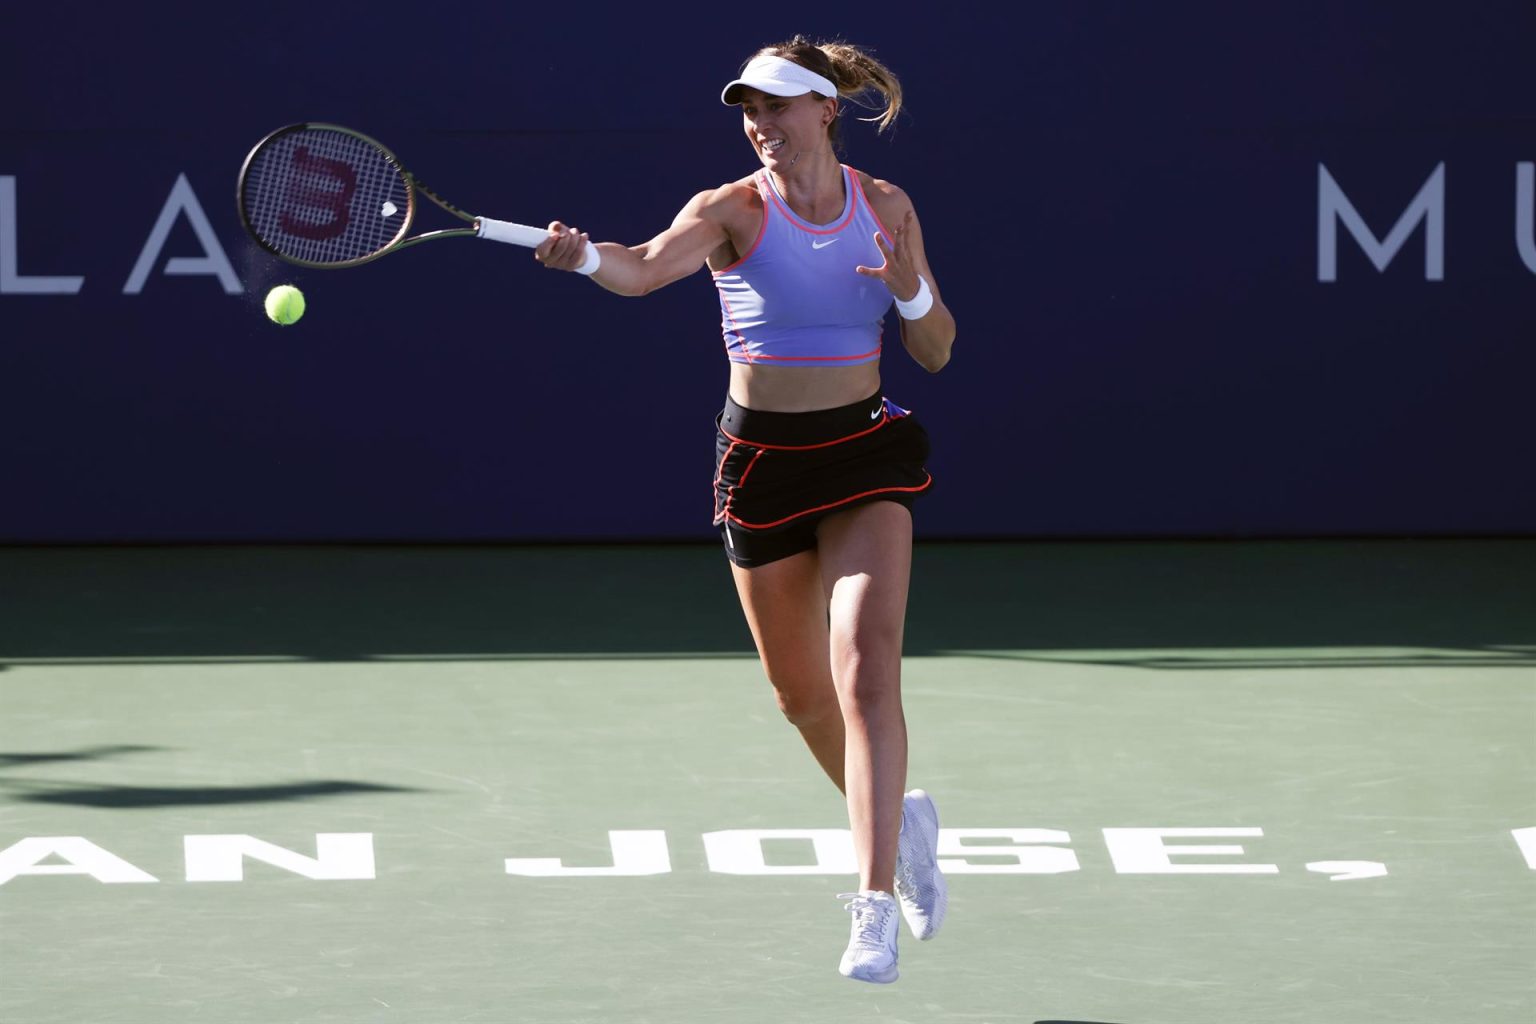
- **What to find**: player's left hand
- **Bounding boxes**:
[855,208,921,303]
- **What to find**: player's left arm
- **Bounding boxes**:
[855,180,956,373]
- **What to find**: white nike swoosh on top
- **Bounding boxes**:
[870,407,882,419]
[811,239,839,250]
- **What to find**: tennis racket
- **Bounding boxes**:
[236,122,599,272]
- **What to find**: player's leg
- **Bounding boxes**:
[814,500,913,895]
[729,547,847,791]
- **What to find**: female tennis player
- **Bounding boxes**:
[535,36,955,984]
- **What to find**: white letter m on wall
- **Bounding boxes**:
[1318,162,1445,282]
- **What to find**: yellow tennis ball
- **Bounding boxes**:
[264,285,306,325]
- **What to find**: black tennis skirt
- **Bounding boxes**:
[712,391,934,568]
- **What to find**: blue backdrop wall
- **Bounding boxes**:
[3,2,1532,542]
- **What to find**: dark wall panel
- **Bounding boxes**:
[2,2,1532,540]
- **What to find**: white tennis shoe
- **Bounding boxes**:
[837,890,900,984]
[894,789,948,940]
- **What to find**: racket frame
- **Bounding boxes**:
[237,122,489,269]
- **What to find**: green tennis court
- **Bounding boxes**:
[2,540,1532,1023]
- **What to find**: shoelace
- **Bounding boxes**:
[837,893,895,950]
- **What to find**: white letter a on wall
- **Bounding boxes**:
[123,173,243,294]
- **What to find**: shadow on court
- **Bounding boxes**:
[0,539,1532,665]
[0,746,427,810]
[0,744,426,807]
[0,744,165,767]
[1,779,423,809]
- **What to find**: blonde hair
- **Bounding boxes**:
[750,35,904,140]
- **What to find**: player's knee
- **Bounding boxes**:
[836,677,900,721]
[830,638,902,715]
[772,681,838,729]
[830,619,901,673]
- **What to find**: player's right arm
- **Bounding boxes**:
[536,183,747,296]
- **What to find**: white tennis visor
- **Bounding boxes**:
[720,55,837,105]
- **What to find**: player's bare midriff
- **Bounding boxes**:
[727,361,883,413]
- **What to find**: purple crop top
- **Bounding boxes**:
[713,166,894,367]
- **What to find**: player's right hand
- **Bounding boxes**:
[536,221,593,272]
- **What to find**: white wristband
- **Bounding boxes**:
[575,242,602,276]
[894,276,933,320]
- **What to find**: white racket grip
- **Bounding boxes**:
[475,218,602,275]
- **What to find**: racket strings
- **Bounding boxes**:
[241,127,411,266]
